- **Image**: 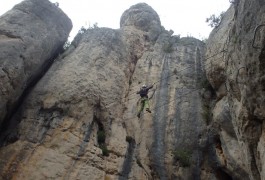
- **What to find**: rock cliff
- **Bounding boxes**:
[0,0,264,180]
[0,0,72,126]
[206,0,265,179]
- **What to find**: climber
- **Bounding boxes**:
[136,83,154,118]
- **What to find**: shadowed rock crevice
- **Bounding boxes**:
[0,30,22,40]
[119,137,136,180]
[215,168,233,180]
[78,119,96,156]
[173,89,182,147]
[0,45,64,146]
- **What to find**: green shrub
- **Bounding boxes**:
[163,42,173,53]
[97,130,106,144]
[129,79,132,85]
[232,35,239,44]
[197,76,215,96]
[173,35,181,43]
[136,158,143,168]
[173,68,177,75]
[198,77,211,89]
[125,136,135,143]
[89,22,99,29]
[206,12,225,28]
[63,40,71,50]
[202,105,211,125]
[173,149,191,167]
[179,37,196,46]
[99,144,109,156]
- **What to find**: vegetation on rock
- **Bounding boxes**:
[206,12,224,28]
[173,149,191,167]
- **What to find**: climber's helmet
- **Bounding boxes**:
[142,84,147,88]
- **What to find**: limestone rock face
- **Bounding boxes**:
[206,0,265,179]
[120,3,162,42]
[0,0,72,125]
[125,35,207,179]
[205,6,235,100]
[0,2,213,179]
[0,27,131,180]
[2,1,265,180]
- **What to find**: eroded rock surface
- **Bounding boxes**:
[206,0,265,179]
[1,0,264,180]
[0,0,72,125]
[0,2,212,179]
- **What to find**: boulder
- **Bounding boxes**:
[0,0,72,125]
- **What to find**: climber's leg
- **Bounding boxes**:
[144,98,151,113]
[137,98,144,118]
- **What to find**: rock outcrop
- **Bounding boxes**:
[0,2,211,179]
[206,0,265,179]
[0,0,72,126]
[0,0,264,180]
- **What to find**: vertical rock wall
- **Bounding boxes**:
[0,0,72,126]
[206,0,265,179]
[4,1,265,179]
[124,32,208,179]
[0,2,210,179]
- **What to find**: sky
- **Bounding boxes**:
[0,0,231,41]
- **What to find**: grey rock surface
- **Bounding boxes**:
[0,0,72,125]
[0,2,211,179]
[121,3,162,42]
[206,0,265,179]
[2,1,265,179]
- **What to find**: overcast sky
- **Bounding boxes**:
[0,0,231,41]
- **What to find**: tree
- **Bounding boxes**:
[206,12,224,28]
[63,40,71,50]
[229,0,239,5]
[78,26,87,34]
